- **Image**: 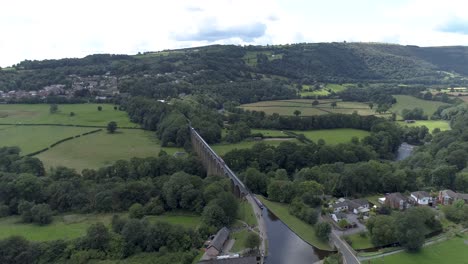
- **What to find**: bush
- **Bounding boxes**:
[315,222,331,241]
[128,203,144,219]
[31,203,53,225]
[0,204,10,217]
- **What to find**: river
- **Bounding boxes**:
[262,208,332,264]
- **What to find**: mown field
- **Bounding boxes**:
[240,99,384,116]
[397,120,451,132]
[0,125,93,154]
[300,83,351,97]
[37,129,181,172]
[211,138,299,156]
[292,128,370,144]
[370,234,468,264]
[231,229,250,253]
[258,196,332,250]
[0,103,136,127]
[345,232,373,250]
[390,95,451,117]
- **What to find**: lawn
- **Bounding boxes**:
[238,200,257,227]
[370,234,468,264]
[231,229,250,253]
[251,129,290,137]
[0,125,93,154]
[390,95,451,117]
[258,196,332,250]
[145,213,202,229]
[239,99,384,117]
[37,129,182,172]
[0,103,136,127]
[0,214,113,241]
[291,128,370,144]
[211,139,299,156]
[345,232,374,250]
[397,120,451,132]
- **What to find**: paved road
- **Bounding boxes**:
[246,194,267,263]
[331,230,361,264]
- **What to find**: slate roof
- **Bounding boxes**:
[411,191,430,199]
[386,192,408,203]
[209,227,230,251]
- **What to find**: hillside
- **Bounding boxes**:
[1,43,467,102]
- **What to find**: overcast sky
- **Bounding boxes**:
[1,0,468,67]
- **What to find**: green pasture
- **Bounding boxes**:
[390,95,451,117]
[0,104,136,127]
[37,129,181,172]
[238,200,257,227]
[240,99,384,116]
[258,196,332,250]
[370,234,468,264]
[292,128,370,144]
[0,125,93,154]
[396,120,450,132]
[0,214,113,241]
[231,230,250,253]
[251,129,289,137]
[345,232,373,250]
[211,139,299,156]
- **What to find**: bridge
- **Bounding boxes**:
[190,126,248,198]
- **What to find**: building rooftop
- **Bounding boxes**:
[209,227,230,251]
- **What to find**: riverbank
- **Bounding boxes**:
[258,196,333,251]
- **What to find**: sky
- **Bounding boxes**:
[1,0,468,67]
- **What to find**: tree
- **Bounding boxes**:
[315,222,331,241]
[312,100,319,106]
[395,210,426,251]
[98,106,103,111]
[129,203,144,219]
[107,121,118,133]
[331,102,337,109]
[31,203,53,225]
[368,103,374,109]
[49,104,58,114]
[201,203,227,229]
[293,110,301,117]
[245,232,261,250]
[366,215,396,246]
[83,222,110,251]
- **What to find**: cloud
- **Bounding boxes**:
[438,18,468,34]
[174,21,267,42]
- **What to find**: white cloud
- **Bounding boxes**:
[1,0,468,67]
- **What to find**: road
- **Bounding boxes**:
[331,229,361,264]
[246,194,267,263]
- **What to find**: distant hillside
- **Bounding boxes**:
[0,43,467,100]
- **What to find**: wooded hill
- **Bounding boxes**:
[1,43,468,94]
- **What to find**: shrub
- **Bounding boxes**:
[128,203,144,219]
[0,204,10,217]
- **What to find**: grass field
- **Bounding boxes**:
[0,214,113,241]
[345,232,373,250]
[370,234,468,264]
[391,95,451,117]
[292,128,370,144]
[37,129,181,171]
[0,104,136,127]
[251,129,289,137]
[231,230,250,253]
[397,120,451,132]
[258,196,332,250]
[211,139,299,156]
[0,125,93,154]
[145,213,201,229]
[240,99,384,116]
[238,201,257,227]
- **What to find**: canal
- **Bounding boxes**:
[396,142,415,161]
[262,208,333,264]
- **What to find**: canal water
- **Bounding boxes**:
[396,142,415,161]
[262,208,333,264]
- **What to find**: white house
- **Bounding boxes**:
[411,191,432,206]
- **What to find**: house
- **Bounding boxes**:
[206,227,230,258]
[411,191,432,206]
[331,198,369,214]
[331,212,347,222]
[438,190,468,205]
[385,192,409,210]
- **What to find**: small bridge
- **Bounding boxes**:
[190,126,248,197]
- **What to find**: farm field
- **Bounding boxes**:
[397,120,451,132]
[300,83,352,97]
[390,95,451,117]
[211,138,299,156]
[292,128,370,144]
[370,234,468,264]
[240,99,383,116]
[0,103,136,127]
[258,196,332,250]
[37,129,181,172]
[0,214,113,241]
[0,125,94,154]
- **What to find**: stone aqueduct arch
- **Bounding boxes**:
[190,127,247,198]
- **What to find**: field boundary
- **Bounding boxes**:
[26,129,103,156]
[0,123,141,129]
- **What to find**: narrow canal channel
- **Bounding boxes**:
[262,208,332,264]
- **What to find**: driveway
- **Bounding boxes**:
[342,213,367,236]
